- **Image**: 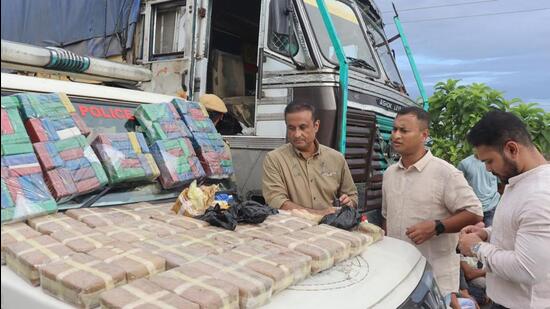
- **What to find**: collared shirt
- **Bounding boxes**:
[458,154,500,212]
[476,164,550,309]
[382,150,483,295]
[262,141,358,210]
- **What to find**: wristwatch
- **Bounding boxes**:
[471,242,483,256]
[434,220,445,236]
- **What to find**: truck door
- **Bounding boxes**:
[187,0,211,100]
[255,0,317,138]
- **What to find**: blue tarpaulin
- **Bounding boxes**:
[1,0,141,58]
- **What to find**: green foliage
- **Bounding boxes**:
[428,79,550,165]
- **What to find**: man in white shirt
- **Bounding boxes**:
[382,107,483,296]
[458,111,550,309]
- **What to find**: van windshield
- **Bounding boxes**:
[63,97,182,209]
[303,0,377,75]
[1,90,184,209]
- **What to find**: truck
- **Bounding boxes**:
[1,0,446,307]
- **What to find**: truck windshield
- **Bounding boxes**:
[361,11,405,89]
[303,0,377,75]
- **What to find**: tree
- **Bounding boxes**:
[428,79,550,165]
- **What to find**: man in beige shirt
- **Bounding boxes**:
[459,111,550,309]
[262,101,358,215]
[382,107,483,296]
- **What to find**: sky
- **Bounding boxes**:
[373,0,550,111]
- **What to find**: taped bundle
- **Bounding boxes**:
[150,266,240,309]
[1,154,57,223]
[172,99,217,133]
[134,103,192,143]
[88,242,166,282]
[16,92,90,142]
[1,222,42,264]
[39,253,127,308]
[100,278,198,309]
[193,132,234,179]
[1,96,33,156]
[91,132,160,185]
[4,235,74,285]
[34,135,108,201]
[150,138,205,189]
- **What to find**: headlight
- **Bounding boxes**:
[398,263,446,308]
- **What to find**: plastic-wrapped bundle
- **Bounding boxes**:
[264,229,352,274]
[66,207,148,228]
[1,222,42,265]
[91,133,160,185]
[172,99,218,133]
[193,132,234,179]
[4,235,74,286]
[39,253,127,309]
[136,235,233,269]
[100,278,198,309]
[151,213,209,230]
[150,266,240,309]
[220,240,312,293]
[34,135,108,201]
[305,224,371,257]
[134,103,192,143]
[27,213,90,235]
[150,138,205,189]
[16,92,90,141]
[88,242,166,282]
[51,227,115,253]
[200,150,234,178]
[120,219,187,238]
[17,92,76,119]
[1,96,33,156]
[184,256,274,309]
[1,154,57,223]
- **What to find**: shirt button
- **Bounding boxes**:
[310,179,313,182]
[313,197,316,200]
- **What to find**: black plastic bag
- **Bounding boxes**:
[320,206,361,230]
[230,200,278,224]
[197,204,237,230]
[196,201,278,230]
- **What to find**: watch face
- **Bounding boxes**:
[436,221,444,234]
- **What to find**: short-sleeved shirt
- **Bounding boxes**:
[382,150,483,295]
[262,142,358,210]
[457,155,500,212]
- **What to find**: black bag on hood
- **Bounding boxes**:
[320,206,361,230]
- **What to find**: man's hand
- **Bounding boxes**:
[406,220,436,245]
[313,207,337,216]
[460,224,488,241]
[339,194,353,207]
[458,233,483,257]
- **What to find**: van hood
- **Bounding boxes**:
[263,236,425,309]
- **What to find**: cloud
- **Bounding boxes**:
[374,0,550,111]
[396,55,507,68]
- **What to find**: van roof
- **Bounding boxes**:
[1,73,175,104]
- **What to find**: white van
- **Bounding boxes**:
[0,73,445,308]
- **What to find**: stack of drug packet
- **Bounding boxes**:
[16,92,107,202]
[172,98,234,179]
[134,103,205,189]
[1,95,57,223]
[91,132,160,185]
